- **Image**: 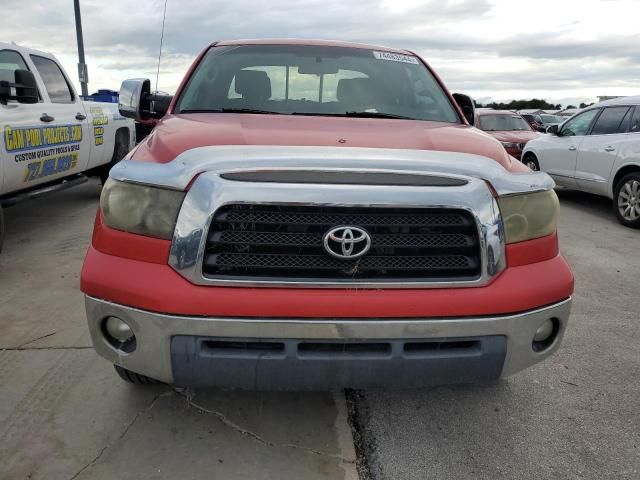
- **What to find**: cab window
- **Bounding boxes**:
[560,109,599,136]
[30,55,75,104]
[0,49,41,102]
[591,106,631,135]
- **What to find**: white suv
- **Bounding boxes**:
[522,96,640,228]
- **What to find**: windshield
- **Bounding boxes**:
[175,45,460,123]
[478,114,531,131]
[541,114,562,123]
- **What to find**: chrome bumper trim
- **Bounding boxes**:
[85,296,572,385]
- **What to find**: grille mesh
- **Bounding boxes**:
[203,205,481,282]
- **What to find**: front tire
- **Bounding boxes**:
[614,173,640,228]
[114,365,159,385]
[100,130,130,185]
[523,153,540,171]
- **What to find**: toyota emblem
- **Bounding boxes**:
[323,226,371,259]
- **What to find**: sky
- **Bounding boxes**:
[3,0,640,108]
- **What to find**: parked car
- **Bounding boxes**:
[0,43,135,252]
[521,113,545,132]
[522,96,640,227]
[80,39,573,389]
[539,114,564,130]
[475,110,541,159]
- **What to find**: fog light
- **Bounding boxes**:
[533,319,554,342]
[532,318,559,352]
[105,316,134,342]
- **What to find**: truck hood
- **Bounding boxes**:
[131,113,524,172]
[485,130,541,143]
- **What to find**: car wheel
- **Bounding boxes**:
[114,365,159,384]
[614,173,640,228]
[523,154,540,171]
[0,206,5,254]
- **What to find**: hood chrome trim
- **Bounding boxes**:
[110,145,555,196]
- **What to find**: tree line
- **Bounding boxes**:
[475,99,594,110]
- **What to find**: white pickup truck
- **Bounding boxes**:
[0,43,135,252]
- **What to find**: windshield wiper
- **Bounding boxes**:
[178,108,282,115]
[291,111,414,120]
[221,108,282,115]
[344,111,413,120]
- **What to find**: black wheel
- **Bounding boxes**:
[114,365,159,385]
[523,154,540,171]
[0,206,5,254]
[100,130,130,185]
[613,172,640,228]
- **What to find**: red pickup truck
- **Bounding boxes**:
[80,39,574,389]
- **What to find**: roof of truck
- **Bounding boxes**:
[214,39,414,55]
[0,42,57,62]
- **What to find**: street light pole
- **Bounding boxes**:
[73,0,89,98]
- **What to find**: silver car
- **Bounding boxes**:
[522,96,640,227]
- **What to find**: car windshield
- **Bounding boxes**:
[478,114,531,131]
[175,45,460,123]
[541,114,562,123]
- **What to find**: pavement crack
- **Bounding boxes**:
[173,387,354,464]
[14,331,58,349]
[1,346,93,351]
[345,389,373,480]
[67,387,169,480]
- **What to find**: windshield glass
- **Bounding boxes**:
[478,114,531,131]
[541,114,562,123]
[175,45,460,123]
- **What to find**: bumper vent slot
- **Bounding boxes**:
[201,340,285,355]
[203,204,481,282]
[298,342,391,357]
[404,340,481,355]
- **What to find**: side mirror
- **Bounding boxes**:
[0,70,39,104]
[119,78,172,121]
[452,93,475,125]
[0,81,10,103]
[14,70,39,103]
[547,124,559,135]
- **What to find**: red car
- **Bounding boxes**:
[81,39,573,389]
[476,110,541,160]
[521,113,546,132]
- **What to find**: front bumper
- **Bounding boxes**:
[86,296,572,389]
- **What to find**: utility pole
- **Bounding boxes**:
[73,0,89,98]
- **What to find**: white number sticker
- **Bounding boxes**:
[373,51,419,65]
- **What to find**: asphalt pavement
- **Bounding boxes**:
[0,180,638,480]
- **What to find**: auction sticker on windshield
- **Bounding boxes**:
[373,51,419,64]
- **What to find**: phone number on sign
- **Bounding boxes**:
[23,153,78,182]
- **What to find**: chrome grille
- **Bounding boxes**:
[203,205,481,282]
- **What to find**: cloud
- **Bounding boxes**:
[2,0,639,105]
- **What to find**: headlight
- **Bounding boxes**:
[100,178,185,239]
[500,142,518,149]
[497,190,559,243]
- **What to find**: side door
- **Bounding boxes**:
[5,53,91,191]
[575,106,632,196]
[540,108,600,187]
[0,48,49,195]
